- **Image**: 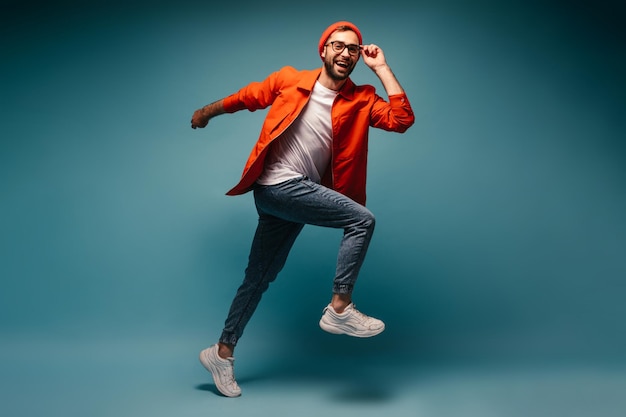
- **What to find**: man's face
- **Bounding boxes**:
[321,30,360,81]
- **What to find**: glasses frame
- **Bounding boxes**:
[325,41,362,57]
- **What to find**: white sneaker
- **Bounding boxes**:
[319,303,385,337]
[199,344,241,397]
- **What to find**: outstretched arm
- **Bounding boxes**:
[191,99,225,129]
[360,44,404,96]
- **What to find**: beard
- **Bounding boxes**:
[323,55,356,81]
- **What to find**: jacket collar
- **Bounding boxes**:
[337,78,356,100]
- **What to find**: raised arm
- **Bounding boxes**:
[360,44,404,96]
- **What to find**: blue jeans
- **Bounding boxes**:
[219,176,376,346]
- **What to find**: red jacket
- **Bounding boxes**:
[223,66,414,205]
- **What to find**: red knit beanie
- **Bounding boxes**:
[318,21,363,60]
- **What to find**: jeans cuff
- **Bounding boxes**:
[219,332,239,347]
[333,284,353,294]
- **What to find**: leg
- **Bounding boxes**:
[204,178,380,396]
[218,192,304,350]
[254,177,376,300]
[219,176,377,352]
[251,177,384,338]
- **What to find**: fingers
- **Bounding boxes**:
[360,44,381,57]
[191,119,205,129]
[191,109,209,129]
[191,120,208,129]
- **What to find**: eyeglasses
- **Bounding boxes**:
[325,41,361,56]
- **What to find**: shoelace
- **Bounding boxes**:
[347,305,373,324]
[221,359,238,385]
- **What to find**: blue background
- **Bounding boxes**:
[1,0,625,416]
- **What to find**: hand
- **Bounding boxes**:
[191,107,210,129]
[360,44,388,72]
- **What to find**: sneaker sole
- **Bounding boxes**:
[199,349,241,397]
[319,317,385,337]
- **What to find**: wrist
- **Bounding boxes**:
[201,100,224,119]
[201,104,212,118]
[372,63,391,75]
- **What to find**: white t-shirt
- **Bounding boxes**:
[256,81,337,185]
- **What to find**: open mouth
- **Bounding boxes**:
[335,60,350,71]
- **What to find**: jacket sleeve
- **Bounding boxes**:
[222,66,294,113]
[369,93,415,133]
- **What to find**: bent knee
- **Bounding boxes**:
[360,209,376,230]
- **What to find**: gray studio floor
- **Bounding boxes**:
[2,330,625,417]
